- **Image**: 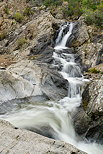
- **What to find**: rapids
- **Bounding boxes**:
[0,22,103,154]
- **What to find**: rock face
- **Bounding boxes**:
[76,43,103,68]
[0,119,86,154]
[73,18,103,69]
[0,0,103,148]
[72,18,103,144]
[73,74,103,144]
[0,60,68,103]
[85,75,103,114]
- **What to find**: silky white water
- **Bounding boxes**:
[0,22,103,154]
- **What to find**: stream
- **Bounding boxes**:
[0,22,103,154]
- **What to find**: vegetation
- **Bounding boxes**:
[13,12,24,23]
[4,6,9,15]
[88,68,100,74]
[43,0,62,7]
[23,7,33,16]
[17,38,27,49]
[0,32,7,41]
[43,0,103,28]
[29,55,41,60]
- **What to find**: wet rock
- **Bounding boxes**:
[41,64,68,100]
[0,95,48,114]
[73,108,91,135]
[85,119,103,144]
[26,125,56,139]
[0,119,86,154]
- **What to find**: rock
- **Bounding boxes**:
[0,60,68,103]
[0,119,86,154]
[76,43,103,68]
[85,119,103,144]
[40,63,68,100]
[0,95,47,114]
[73,108,91,135]
[72,20,103,69]
[73,21,89,47]
[84,75,103,114]
[73,75,103,144]
[0,60,42,103]
[0,10,64,62]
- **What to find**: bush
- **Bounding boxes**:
[62,0,83,18]
[13,12,24,23]
[0,32,7,41]
[4,6,9,15]
[84,9,103,28]
[43,0,62,7]
[17,38,27,49]
[94,10,103,27]
[23,7,33,16]
[82,0,99,10]
[84,9,94,25]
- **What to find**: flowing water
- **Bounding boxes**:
[0,22,103,154]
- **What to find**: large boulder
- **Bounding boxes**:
[72,20,89,47]
[73,74,103,144]
[0,60,68,103]
[0,119,86,154]
[83,75,103,114]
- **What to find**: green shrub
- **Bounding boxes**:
[0,32,7,41]
[13,12,24,23]
[4,6,9,15]
[17,38,27,48]
[84,9,94,25]
[23,7,33,16]
[43,0,62,7]
[84,9,103,28]
[62,0,83,18]
[82,0,99,10]
[94,10,103,27]
[88,68,100,73]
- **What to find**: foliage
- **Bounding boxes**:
[62,0,83,17]
[17,38,27,49]
[88,68,100,74]
[43,0,62,7]
[23,7,33,16]
[4,6,9,15]
[0,32,7,41]
[13,12,24,23]
[43,0,103,27]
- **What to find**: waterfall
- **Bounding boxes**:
[0,23,103,154]
[53,22,84,99]
[55,23,68,45]
[55,22,73,50]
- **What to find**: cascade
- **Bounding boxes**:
[0,22,103,154]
